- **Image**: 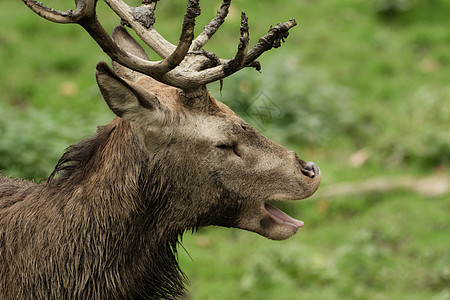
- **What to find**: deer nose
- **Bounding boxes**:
[301,161,320,179]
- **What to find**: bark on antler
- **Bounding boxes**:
[23,0,297,93]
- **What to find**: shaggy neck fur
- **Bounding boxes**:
[0,118,191,299]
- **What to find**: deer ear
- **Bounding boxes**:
[96,62,161,122]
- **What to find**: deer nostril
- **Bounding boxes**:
[301,161,320,179]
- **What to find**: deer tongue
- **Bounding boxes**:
[264,203,304,228]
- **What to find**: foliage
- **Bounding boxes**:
[179,191,449,300]
[0,103,111,180]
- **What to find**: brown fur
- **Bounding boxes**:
[1,120,189,299]
[0,28,321,300]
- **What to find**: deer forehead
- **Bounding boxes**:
[192,117,233,141]
[135,77,183,111]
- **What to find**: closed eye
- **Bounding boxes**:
[216,144,241,157]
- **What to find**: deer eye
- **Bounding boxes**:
[216,143,241,157]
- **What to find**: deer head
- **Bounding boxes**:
[23,0,321,240]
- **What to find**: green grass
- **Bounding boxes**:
[1,0,449,299]
[178,191,449,300]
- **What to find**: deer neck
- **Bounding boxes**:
[45,117,188,298]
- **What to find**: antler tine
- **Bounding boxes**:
[190,0,231,52]
[23,0,96,24]
[244,19,297,66]
[162,0,200,71]
[223,11,249,76]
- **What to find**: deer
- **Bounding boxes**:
[0,0,321,299]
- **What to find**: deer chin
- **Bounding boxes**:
[236,200,305,241]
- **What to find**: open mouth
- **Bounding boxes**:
[264,202,304,229]
[236,199,310,240]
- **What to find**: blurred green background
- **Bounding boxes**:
[1,0,449,299]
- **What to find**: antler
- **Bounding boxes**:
[23,0,297,93]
